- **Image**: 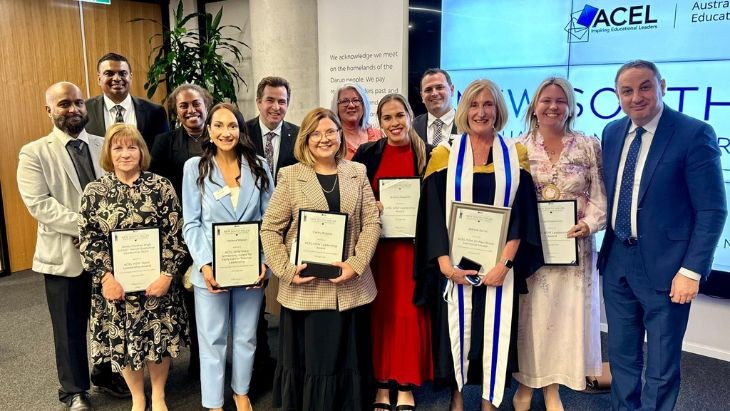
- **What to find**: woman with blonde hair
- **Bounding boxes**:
[513,77,606,411]
[79,123,189,411]
[415,79,543,411]
[261,107,381,410]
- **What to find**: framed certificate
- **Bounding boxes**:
[448,201,511,274]
[111,227,161,292]
[295,210,348,278]
[537,200,579,266]
[212,222,262,288]
[378,177,421,239]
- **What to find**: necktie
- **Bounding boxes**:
[264,131,275,176]
[614,127,645,242]
[114,105,125,123]
[432,118,444,145]
[66,139,94,189]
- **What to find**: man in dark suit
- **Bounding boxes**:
[85,52,168,148]
[245,76,299,397]
[246,76,299,183]
[599,60,726,411]
[413,68,457,145]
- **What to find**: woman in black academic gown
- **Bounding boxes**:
[414,79,543,411]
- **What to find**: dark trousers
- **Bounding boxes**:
[603,237,691,411]
[44,272,92,404]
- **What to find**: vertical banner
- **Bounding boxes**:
[317,0,408,126]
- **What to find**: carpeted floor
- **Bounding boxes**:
[1,270,728,410]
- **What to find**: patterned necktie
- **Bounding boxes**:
[264,131,275,176]
[614,127,645,241]
[432,118,444,145]
[114,105,125,123]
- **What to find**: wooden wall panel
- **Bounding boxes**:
[0,0,165,272]
[82,0,167,105]
[0,0,87,271]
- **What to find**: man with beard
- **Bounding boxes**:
[17,82,105,411]
[85,52,168,149]
[413,68,457,145]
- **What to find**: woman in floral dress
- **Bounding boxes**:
[513,77,607,411]
[79,123,188,411]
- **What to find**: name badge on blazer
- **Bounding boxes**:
[213,186,231,200]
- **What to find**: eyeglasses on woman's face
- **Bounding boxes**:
[309,128,341,141]
[337,98,362,106]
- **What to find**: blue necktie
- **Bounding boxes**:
[615,127,645,242]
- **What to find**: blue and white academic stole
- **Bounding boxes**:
[443,133,519,407]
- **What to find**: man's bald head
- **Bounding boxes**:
[45,82,88,137]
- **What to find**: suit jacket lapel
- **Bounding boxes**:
[638,108,675,205]
[298,165,329,210]
[88,96,106,136]
[87,137,105,179]
[52,131,83,194]
[210,157,237,218]
[235,161,257,220]
[605,118,631,205]
[132,97,148,135]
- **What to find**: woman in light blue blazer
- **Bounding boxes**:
[182,103,274,411]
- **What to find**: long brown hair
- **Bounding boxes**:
[376,93,427,175]
[196,103,271,193]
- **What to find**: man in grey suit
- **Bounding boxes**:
[413,68,457,145]
[17,82,106,411]
[246,76,299,183]
[85,53,168,149]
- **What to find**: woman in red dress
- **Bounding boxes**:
[353,94,434,411]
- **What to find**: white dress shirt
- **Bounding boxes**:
[258,118,282,172]
[427,109,456,145]
[611,104,699,281]
[103,94,137,130]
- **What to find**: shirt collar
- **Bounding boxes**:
[427,108,455,127]
[53,126,90,145]
[259,117,282,137]
[103,94,133,112]
[630,103,663,135]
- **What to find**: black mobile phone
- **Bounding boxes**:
[457,256,482,286]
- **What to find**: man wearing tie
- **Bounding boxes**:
[85,53,168,149]
[17,82,106,410]
[246,76,299,183]
[599,60,726,411]
[413,68,457,145]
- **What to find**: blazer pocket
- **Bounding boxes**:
[36,225,63,265]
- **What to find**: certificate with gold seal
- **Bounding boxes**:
[111,227,161,292]
[213,222,262,288]
[537,200,579,266]
[378,177,421,239]
[448,201,511,273]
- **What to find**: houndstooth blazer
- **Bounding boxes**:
[261,160,381,311]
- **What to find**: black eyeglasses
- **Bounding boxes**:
[337,98,363,106]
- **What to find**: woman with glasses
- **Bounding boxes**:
[352,94,434,411]
[261,107,381,410]
[414,79,543,411]
[182,103,273,411]
[331,83,383,159]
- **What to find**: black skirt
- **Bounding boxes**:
[273,305,374,411]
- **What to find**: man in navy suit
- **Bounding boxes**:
[599,60,726,411]
[413,68,457,144]
[85,53,168,149]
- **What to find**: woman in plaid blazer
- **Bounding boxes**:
[261,107,381,411]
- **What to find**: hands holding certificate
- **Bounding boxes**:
[100,271,173,300]
[201,263,268,293]
[567,220,590,238]
[290,261,358,285]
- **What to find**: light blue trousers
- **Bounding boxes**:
[194,285,263,408]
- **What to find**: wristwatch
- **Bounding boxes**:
[501,259,514,269]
